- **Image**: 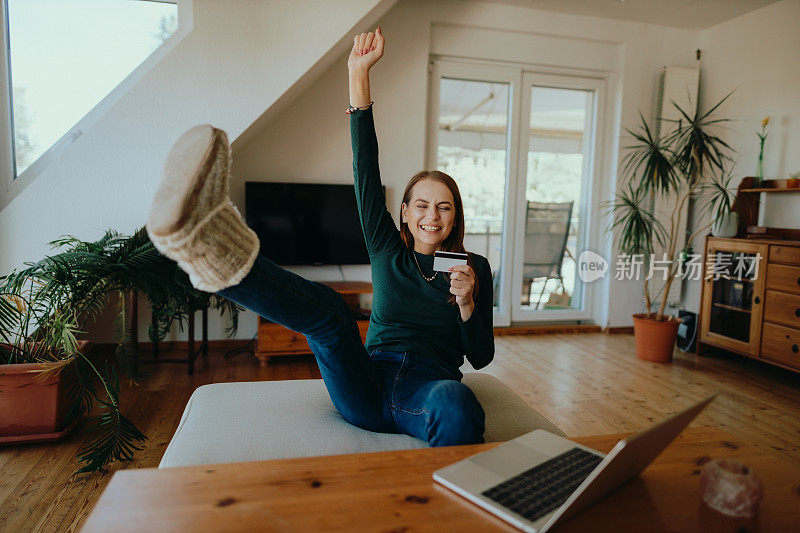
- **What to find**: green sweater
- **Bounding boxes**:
[350,108,494,373]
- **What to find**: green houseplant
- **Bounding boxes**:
[0,227,240,472]
[608,93,736,362]
[0,286,93,444]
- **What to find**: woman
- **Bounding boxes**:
[146,27,494,446]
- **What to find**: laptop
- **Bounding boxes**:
[433,395,716,532]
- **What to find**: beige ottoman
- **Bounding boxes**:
[159,373,564,468]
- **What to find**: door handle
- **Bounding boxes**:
[753,296,760,304]
[795,308,800,318]
[792,344,799,354]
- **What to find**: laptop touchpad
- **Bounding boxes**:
[469,441,551,479]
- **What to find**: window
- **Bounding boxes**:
[5,0,178,178]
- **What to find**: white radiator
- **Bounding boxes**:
[650,65,699,308]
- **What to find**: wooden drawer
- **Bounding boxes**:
[257,323,310,354]
[761,322,800,370]
[256,320,370,355]
[766,263,800,295]
[769,245,800,265]
[764,290,800,329]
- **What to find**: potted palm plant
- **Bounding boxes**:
[0,295,92,443]
[608,93,735,362]
[0,227,240,472]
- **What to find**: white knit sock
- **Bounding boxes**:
[147,125,259,292]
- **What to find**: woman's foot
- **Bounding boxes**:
[146,124,259,292]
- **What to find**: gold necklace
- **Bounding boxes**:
[412,250,437,282]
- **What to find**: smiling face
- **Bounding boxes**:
[401,178,456,254]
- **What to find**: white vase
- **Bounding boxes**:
[712,212,739,238]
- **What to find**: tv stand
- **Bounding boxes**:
[255,281,372,366]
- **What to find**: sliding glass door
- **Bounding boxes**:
[428,61,603,325]
[428,62,520,326]
[511,73,599,322]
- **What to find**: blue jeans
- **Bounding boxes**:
[218,254,485,446]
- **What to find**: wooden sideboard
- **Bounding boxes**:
[699,236,800,374]
[255,281,372,366]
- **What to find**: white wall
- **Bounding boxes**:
[0,0,397,343]
[682,0,800,313]
[233,0,702,328]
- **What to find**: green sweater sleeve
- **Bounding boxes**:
[350,108,402,255]
[459,257,495,369]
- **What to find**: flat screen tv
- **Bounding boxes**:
[245,182,380,265]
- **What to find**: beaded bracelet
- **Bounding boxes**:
[345,101,374,114]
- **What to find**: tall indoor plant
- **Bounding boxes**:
[0,227,240,472]
[608,93,735,362]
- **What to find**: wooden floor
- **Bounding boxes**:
[2,332,799,532]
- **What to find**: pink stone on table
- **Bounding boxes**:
[700,458,763,519]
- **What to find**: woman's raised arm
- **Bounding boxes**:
[348,28,401,256]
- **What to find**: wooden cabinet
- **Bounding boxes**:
[255,281,372,366]
[699,236,800,373]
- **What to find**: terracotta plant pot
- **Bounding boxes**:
[0,340,91,444]
[632,314,681,363]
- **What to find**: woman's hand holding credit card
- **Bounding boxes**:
[434,251,476,316]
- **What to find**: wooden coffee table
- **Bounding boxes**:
[82,427,800,532]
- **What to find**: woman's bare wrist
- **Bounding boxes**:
[348,66,370,76]
[459,301,475,322]
[348,70,371,108]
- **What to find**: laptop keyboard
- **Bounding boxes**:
[481,447,603,522]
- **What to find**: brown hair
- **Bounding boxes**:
[399,170,479,305]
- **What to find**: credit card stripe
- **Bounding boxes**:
[434,252,469,259]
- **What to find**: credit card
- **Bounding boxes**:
[433,251,468,272]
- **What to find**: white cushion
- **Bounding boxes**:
[159,373,564,468]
